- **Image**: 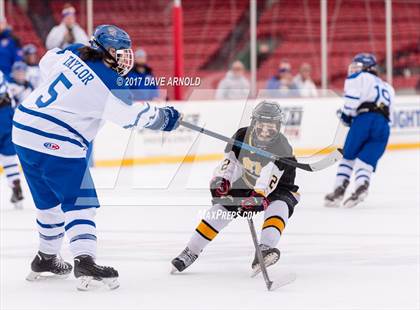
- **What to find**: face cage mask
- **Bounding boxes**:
[348,62,363,76]
[251,120,281,148]
[115,48,134,76]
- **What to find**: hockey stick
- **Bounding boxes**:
[247,217,275,291]
[180,120,343,172]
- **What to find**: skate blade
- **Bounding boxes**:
[267,272,297,291]
[77,276,120,291]
[343,193,367,208]
[26,271,69,282]
[251,253,280,278]
[324,199,341,208]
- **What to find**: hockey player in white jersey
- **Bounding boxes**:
[325,53,394,208]
[0,70,24,208]
[22,44,41,89]
[12,25,181,290]
[8,61,34,105]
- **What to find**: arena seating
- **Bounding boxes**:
[257,0,419,90]
[4,2,45,56]
[49,0,248,82]
[3,0,419,93]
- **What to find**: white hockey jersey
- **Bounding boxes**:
[12,44,159,158]
[342,71,395,118]
[8,79,34,105]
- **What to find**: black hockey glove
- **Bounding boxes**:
[0,92,12,107]
[340,111,353,127]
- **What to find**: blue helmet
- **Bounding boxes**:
[22,43,37,55]
[11,61,28,83]
[90,24,132,51]
[352,53,377,68]
[348,53,377,76]
[12,61,28,72]
[90,24,134,76]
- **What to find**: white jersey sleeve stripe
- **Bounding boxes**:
[122,102,152,129]
[344,94,360,100]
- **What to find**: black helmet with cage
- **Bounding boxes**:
[250,100,285,148]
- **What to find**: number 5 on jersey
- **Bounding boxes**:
[35,73,73,108]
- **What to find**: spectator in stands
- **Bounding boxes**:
[0,17,22,77]
[215,60,250,100]
[45,4,89,50]
[22,44,41,88]
[8,61,34,106]
[129,49,159,101]
[293,63,318,97]
[265,60,298,97]
[257,42,270,67]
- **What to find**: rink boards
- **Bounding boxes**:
[94,95,420,167]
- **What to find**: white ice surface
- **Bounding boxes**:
[1,150,419,310]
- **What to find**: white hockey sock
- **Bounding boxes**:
[260,200,289,248]
[354,158,373,189]
[36,205,65,255]
[64,208,97,258]
[334,158,355,189]
[0,154,20,187]
[187,204,233,255]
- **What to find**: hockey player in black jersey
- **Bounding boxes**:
[172,101,300,274]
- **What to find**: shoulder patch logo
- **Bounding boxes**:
[44,142,60,150]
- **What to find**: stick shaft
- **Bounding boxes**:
[180,120,305,167]
[247,218,273,290]
[180,120,342,172]
[180,120,276,159]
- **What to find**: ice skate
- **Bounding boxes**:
[343,181,369,208]
[251,244,280,277]
[10,179,24,209]
[74,255,119,291]
[26,251,72,281]
[171,247,198,273]
[324,179,349,207]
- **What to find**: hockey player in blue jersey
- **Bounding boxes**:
[325,53,394,208]
[13,25,181,290]
[0,70,24,208]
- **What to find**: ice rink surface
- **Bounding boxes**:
[1,150,419,310]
